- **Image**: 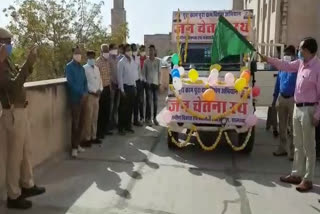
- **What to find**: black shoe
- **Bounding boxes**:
[92,139,102,145]
[125,128,135,133]
[80,141,92,148]
[105,131,113,136]
[273,130,279,137]
[21,185,46,198]
[153,119,159,126]
[119,130,126,136]
[134,121,143,127]
[7,196,32,210]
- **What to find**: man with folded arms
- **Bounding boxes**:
[262,37,320,192]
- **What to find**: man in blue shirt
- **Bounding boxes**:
[65,46,88,158]
[272,45,297,160]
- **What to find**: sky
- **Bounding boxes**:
[0,0,233,44]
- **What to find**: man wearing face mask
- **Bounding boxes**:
[65,46,88,158]
[0,27,46,210]
[118,44,125,61]
[138,45,147,122]
[96,44,113,139]
[117,44,137,135]
[143,45,161,126]
[108,43,120,129]
[132,43,143,127]
[272,45,297,160]
[262,37,320,192]
[83,51,103,146]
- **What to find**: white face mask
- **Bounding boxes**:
[126,51,132,57]
[133,51,138,56]
[73,54,82,62]
[103,53,109,59]
[110,49,118,55]
[140,52,146,57]
[283,55,292,62]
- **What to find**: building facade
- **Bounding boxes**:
[233,0,320,57]
[144,34,175,58]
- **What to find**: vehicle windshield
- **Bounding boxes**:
[181,43,241,71]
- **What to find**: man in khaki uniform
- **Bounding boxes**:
[0,27,45,210]
[272,46,297,160]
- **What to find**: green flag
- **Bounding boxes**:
[211,16,255,64]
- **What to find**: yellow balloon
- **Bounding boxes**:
[202,89,216,101]
[210,64,222,72]
[234,78,247,92]
[188,69,199,82]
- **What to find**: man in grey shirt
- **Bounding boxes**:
[117,44,138,135]
[143,45,161,126]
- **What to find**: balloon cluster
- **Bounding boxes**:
[171,53,200,90]
[171,53,185,91]
[234,69,250,92]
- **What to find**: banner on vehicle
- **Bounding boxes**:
[171,10,253,43]
[167,85,253,125]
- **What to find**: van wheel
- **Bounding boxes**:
[167,130,179,150]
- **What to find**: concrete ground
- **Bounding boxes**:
[2,96,320,214]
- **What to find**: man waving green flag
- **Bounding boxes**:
[211,15,255,64]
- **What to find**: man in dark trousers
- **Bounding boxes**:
[117,44,138,135]
[143,45,161,126]
[96,44,113,139]
[132,43,143,126]
[65,46,88,155]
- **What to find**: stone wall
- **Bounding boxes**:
[0,78,71,199]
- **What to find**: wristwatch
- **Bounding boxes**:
[0,102,2,118]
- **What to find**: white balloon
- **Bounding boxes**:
[224,72,235,86]
[173,77,183,91]
[178,66,185,76]
[210,68,219,74]
[173,65,179,69]
[208,74,217,86]
[210,69,219,79]
[208,70,219,86]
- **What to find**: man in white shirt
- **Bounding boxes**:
[83,50,103,145]
[132,43,143,127]
[117,44,138,135]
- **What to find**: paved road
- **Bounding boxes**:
[2,96,320,214]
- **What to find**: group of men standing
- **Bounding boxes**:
[65,43,161,158]
[0,24,162,210]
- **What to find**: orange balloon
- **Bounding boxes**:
[240,71,251,84]
[202,89,216,101]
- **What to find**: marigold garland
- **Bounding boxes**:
[167,125,252,151]
[224,128,252,151]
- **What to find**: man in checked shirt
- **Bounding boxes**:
[96,44,113,140]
